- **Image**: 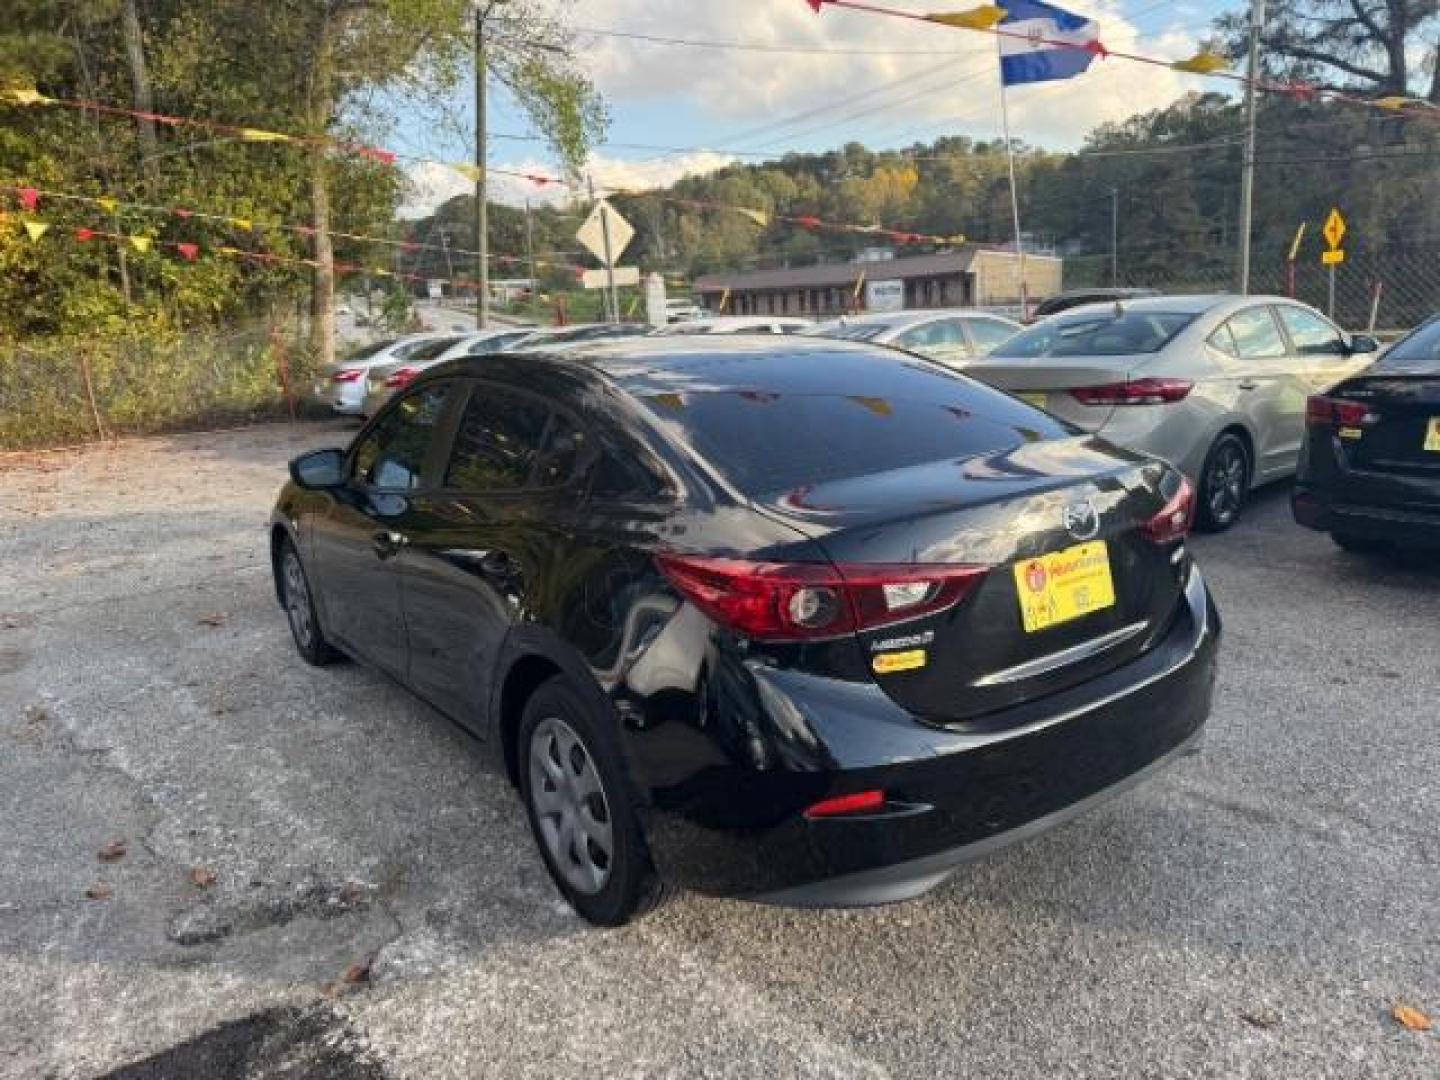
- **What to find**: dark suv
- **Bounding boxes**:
[271,337,1219,924]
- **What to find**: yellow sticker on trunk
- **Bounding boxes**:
[872,649,927,675]
[1425,418,1440,452]
[1013,541,1116,633]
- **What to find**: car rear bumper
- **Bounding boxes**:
[1293,482,1440,547]
[638,563,1219,905]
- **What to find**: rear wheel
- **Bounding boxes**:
[278,538,341,666]
[1331,531,1390,555]
[1196,433,1251,533]
[518,677,672,926]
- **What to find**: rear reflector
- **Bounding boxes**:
[1306,394,1371,426]
[331,369,364,383]
[384,366,420,389]
[804,789,885,819]
[655,554,988,641]
[1071,378,1194,406]
[1140,476,1195,544]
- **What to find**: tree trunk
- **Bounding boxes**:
[119,0,158,162]
[1430,36,1440,103]
[307,20,337,366]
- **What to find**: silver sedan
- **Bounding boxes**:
[969,294,1380,530]
[803,309,1022,368]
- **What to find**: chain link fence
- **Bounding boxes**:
[1063,242,1440,334]
[0,325,319,451]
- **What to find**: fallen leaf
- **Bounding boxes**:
[85,883,113,900]
[341,957,371,985]
[1240,1008,1281,1030]
[1392,1003,1432,1031]
[319,980,347,999]
[97,838,127,863]
[187,866,218,889]
[196,612,228,627]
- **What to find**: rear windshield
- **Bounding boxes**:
[636,367,1069,496]
[1376,317,1440,373]
[342,338,398,362]
[806,322,892,342]
[992,311,1196,359]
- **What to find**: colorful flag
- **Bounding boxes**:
[129,235,152,253]
[1171,50,1229,76]
[18,187,39,211]
[22,220,49,242]
[176,242,200,261]
[737,208,770,228]
[998,0,1103,87]
[926,5,1007,31]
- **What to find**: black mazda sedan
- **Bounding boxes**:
[1294,315,1440,551]
[270,337,1220,925]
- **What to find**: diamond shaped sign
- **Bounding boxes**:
[576,200,635,267]
[1322,207,1347,251]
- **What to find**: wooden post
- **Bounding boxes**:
[270,325,297,422]
[78,352,107,441]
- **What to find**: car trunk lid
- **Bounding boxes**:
[1330,374,1440,476]
[969,355,1149,431]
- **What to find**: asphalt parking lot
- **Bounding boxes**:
[1,421,1435,1080]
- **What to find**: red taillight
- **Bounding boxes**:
[1070,378,1194,406]
[1141,476,1195,544]
[384,366,419,389]
[1305,394,1370,426]
[654,554,987,641]
[331,369,364,383]
[804,789,885,819]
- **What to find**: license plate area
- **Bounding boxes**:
[1013,541,1116,633]
[1424,418,1440,452]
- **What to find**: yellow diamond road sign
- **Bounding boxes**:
[1323,208,1347,251]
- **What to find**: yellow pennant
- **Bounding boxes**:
[23,220,50,242]
[96,197,119,214]
[852,271,866,300]
[718,287,731,312]
[129,235,152,253]
[240,127,290,143]
[230,217,253,231]
[1171,51,1229,75]
[737,207,770,228]
[1374,95,1428,110]
[925,5,1007,31]
[945,233,967,245]
[4,86,55,107]
[450,162,484,183]
[217,245,241,256]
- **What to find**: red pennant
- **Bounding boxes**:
[74,226,95,241]
[1084,39,1109,59]
[176,242,199,261]
[793,215,822,230]
[18,186,39,211]
[173,207,192,218]
[529,174,552,186]
[805,0,826,11]
[359,145,396,165]
[1281,79,1319,102]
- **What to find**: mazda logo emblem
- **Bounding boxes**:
[1063,499,1100,541]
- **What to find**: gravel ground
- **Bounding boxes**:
[0,421,1435,1080]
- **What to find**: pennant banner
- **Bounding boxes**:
[450,162,484,183]
[737,208,770,228]
[23,220,50,242]
[129,235,152,253]
[96,197,119,214]
[1172,51,1229,75]
[926,5,1007,31]
[240,128,291,143]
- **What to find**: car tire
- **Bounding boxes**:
[277,537,342,666]
[1195,433,1251,533]
[1331,531,1390,556]
[518,676,673,926]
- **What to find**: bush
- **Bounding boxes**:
[0,326,321,450]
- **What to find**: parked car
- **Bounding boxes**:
[1031,288,1161,321]
[803,309,1023,368]
[312,334,465,417]
[969,295,1379,531]
[271,337,1219,925]
[654,316,814,336]
[664,298,705,323]
[361,328,536,417]
[1294,313,1440,551]
[507,323,652,351]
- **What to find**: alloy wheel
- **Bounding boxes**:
[528,716,614,896]
[282,549,314,649]
[1205,442,1247,526]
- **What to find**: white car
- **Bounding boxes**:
[664,299,705,323]
[360,327,538,416]
[803,309,1023,368]
[655,316,813,336]
[312,333,465,416]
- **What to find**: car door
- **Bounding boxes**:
[1208,305,1301,479]
[893,317,971,367]
[1274,303,1370,394]
[309,381,457,677]
[399,380,585,726]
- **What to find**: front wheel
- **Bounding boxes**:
[1195,433,1251,533]
[518,677,672,926]
[278,538,341,666]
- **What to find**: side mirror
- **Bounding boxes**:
[1349,334,1380,355]
[289,447,346,490]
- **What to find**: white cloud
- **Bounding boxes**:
[398,151,737,217]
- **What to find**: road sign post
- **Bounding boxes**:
[578,185,636,323]
[1321,208,1347,319]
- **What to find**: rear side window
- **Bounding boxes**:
[638,376,1068,497]
[1377,317,1440,372]
[1225,307,1287,360]
[445,388,551,491]
[965,318,1018,352]
[352,384,452,490]
[895,319,965,350]
[1276,306,1346,355]
[991,311,1195,358]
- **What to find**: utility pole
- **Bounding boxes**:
[1110,187,1119,287]
[474,2,491,327]
[524,199,537,306]
[1237,0,1266,294]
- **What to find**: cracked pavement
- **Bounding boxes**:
[0,421,1435,1079]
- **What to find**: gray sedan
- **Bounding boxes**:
[969,294,1380,530]
[803,309,1022,368]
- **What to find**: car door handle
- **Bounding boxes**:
[1237,379,1260,391]
[372,530,409,560]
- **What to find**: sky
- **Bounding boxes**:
[396,0,1239,217]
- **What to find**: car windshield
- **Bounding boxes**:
[1375,317,1440,373]
[991,311,1197,358]
[409,337,464,362]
